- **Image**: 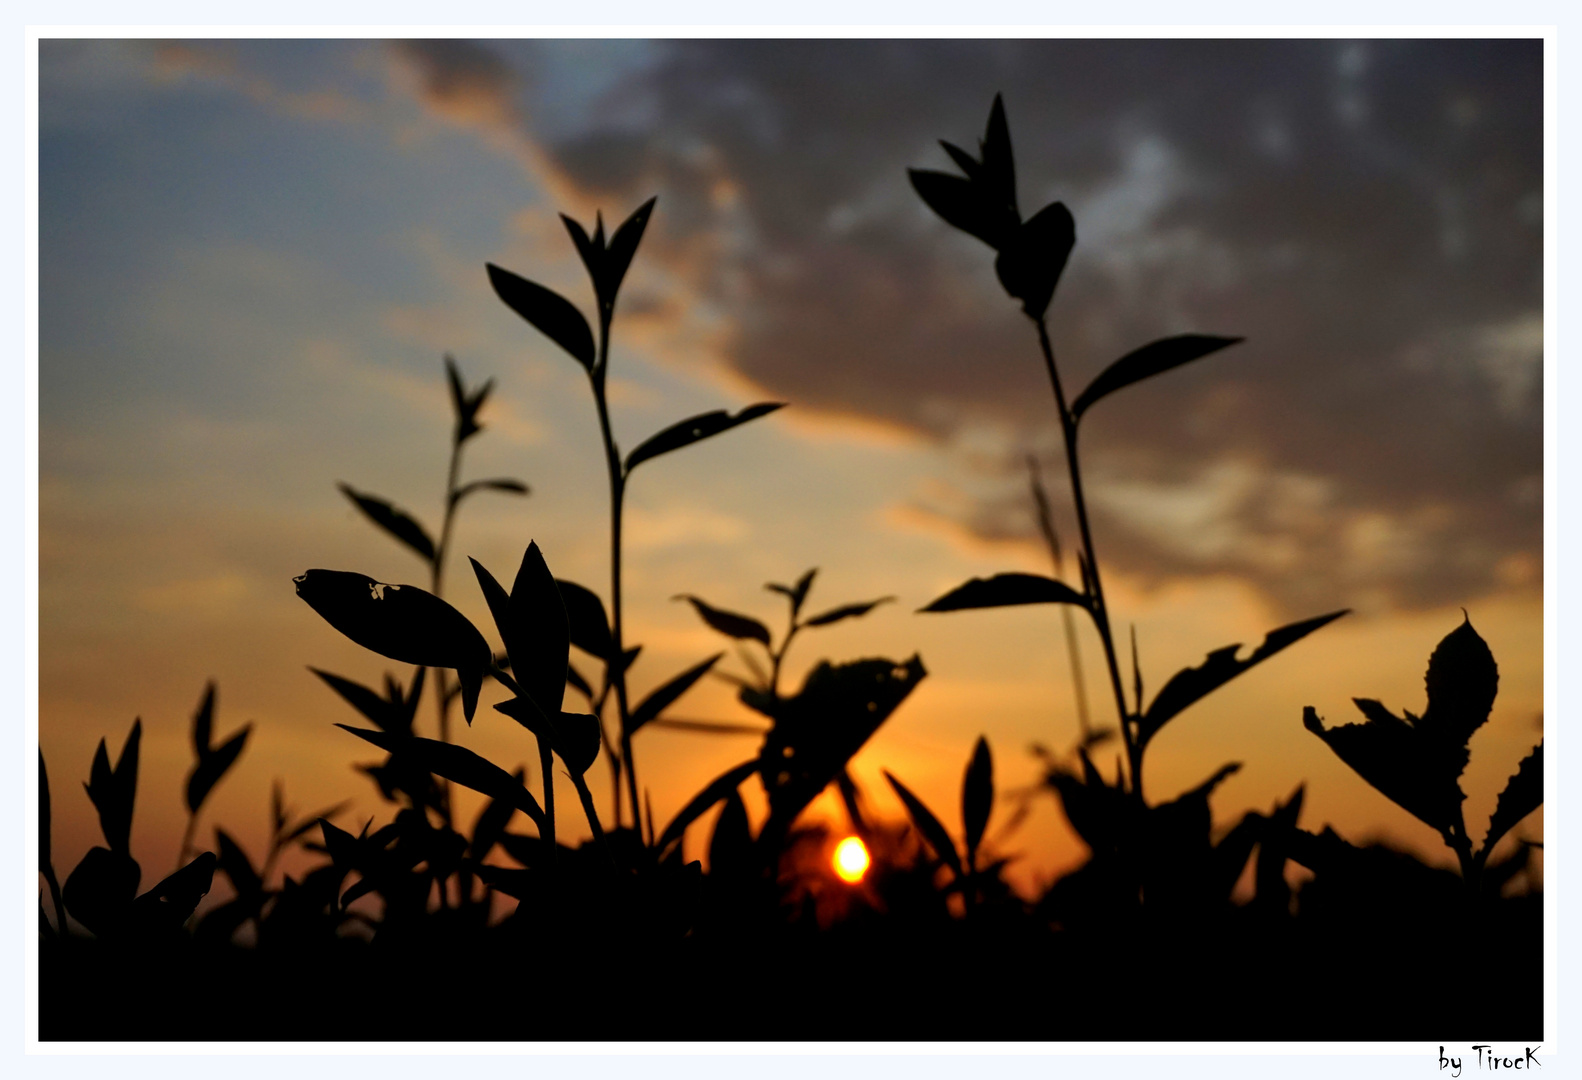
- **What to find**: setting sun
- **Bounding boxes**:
[832,836,871,883]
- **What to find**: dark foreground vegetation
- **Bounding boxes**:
[40,97,1542,1042]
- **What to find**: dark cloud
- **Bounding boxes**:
[489,39,1543,615]
[392,39,523,129]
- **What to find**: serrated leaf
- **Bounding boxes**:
[1483,741,1542,858]
[1138,609,1348,752]
[803,596,894,628]
[1070,335,1244,424]
[919,572,1087,613]
[337,483,436,564]
[656,759,760,856]
[625,403,784,474]
[486,263,596,371]
[963,736,993,869]
[675,594,771,646]
[1303,705,1467,833]
[294,570,490,722]
[885,771,963,880]
[338,725,545,828]
[556,578,613,660]
[630,653,725,734]
[993,200,1073,320]
[185,725,250,815]
[1421,615,1500,757]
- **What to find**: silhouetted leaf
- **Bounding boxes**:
[565,661,593,701]
[994,200,1074,320]
[1070,335,1244,423]
[1139,609,1348,752]
[311,668,412,735]
[131,852,217,932]
[1483,741,1542,858]
[186,726,250,815]
[453,478,530,504]
[675,594,771,646]
[1304,705,1467,833]
[600,197,657,314]
[63,846,140,938]
[191,682,215,758]
[630,653,725,734]
[885,771,963,880]
[487,263,596,371]
[294,570,490,722]
[84,719,140,855]
[767,568,818,617]
[470,543,569,720]
[963,736,994,868]
[657,759,759,856]
[473,863,537,901]
[1421,615,1500,759]
[469,770,524,860]
[338,725,546,828]
[759,657,928,837]
[556,578,613,660]
[980,94,1017,214]
[554,711,602,775]
[337,483,436,564]
[803,596,895,627]
[215,828,262,898]
[562,212,604,290]
[445,355,492,441]
[624,403,784,473]
[919,572,1087,613]
[908,169,1018,249]
[708,788,753,876]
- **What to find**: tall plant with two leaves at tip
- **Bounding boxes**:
[911,96,1347,811]
[336,357,529,752]
[486,199,783,841]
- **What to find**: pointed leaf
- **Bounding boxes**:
[565,661,593,701]
[980,94,1018,218]
[185,725,251,814]
[939,140,981,180]
[908,169,1017,250]
[453,478,530,504]
[657,759,760,857]
[214,829,262,898]
[675,594,771,646]
[600,197,656,313]
[561,214,602,287]
[885,771,963,880]
[469,769,523,860]
[337,726,545,828]
[919,572,1087,613]
[624,403,784,474]
[630,653,725,734]
[337,483,436,564]
[1139,609,1348,751]
[962,736,994,868]
[1421,616,1500,756]
[804,596,894,628]
[1483,741,1542,858]
[294,570,490,722]
[310,668,410,735]
[556,579,614,660]
[132,852,217,932]
[486,263,596,371]
[1071,335,1244,424]
[708,788,753,875]
[994,200,1073,320]
[191,682,215,755]
[471,544,569,719]
[84,720,140,855]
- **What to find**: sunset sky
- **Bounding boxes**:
[37,37,1544,892]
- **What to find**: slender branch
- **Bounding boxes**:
[1033,318,1136,796]
[1029,457,1093,741]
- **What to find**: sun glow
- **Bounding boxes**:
[832,836,870,884]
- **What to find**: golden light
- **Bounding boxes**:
[832,836,870,884]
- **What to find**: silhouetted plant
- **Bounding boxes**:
[1302,616,1543,894]
[177,682,251,868]
[487,201,782,841]
[337,356,528,755]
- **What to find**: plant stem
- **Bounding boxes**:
[539,738,558,868]
[1033,318,1136,796]
[177,812,198,871]
[591,314,643,841]
[429,432,466,823]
